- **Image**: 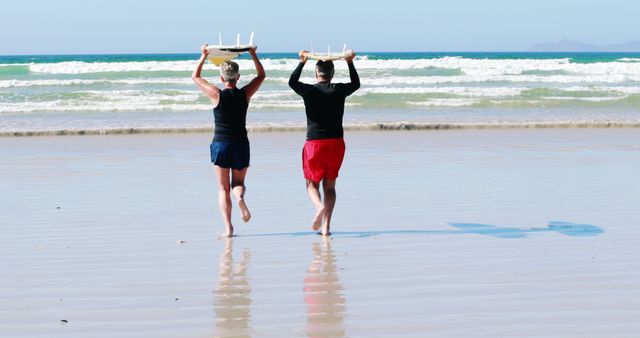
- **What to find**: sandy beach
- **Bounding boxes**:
[1,128,639,337]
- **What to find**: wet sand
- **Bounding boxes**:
[1,129,639,337]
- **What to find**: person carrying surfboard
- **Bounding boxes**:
[192,44,265,237]
[289,49,360,236]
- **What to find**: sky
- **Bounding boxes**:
[1,0,639,54]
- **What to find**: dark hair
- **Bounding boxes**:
[315,60,335,80]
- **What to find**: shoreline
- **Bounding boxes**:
[2,120,640,137]
[2,129,638,337]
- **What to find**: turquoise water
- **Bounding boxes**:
[2,52,640,134]
[4,52,640,64]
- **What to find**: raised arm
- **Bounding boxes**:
[243,47,266,101]
[192,44,221,105]
[342,51,360,96]
[288,50,312,96]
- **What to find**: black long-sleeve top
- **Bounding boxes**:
[289,61,360,140]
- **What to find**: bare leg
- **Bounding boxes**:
[214,166,234,237]
[321,179,337,236]
[231,167,251,223]
[306,179,325,231]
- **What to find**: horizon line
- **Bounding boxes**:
[3,50,640,57]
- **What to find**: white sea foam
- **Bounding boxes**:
[6,74,640,97]
[0,102,307,113]
[24,59,302,74]
[540,96,623,102]
[0,102,210,113]
[356,86,526,97]
[286,74,640,85]
[6,74,640,91]
[3,56,640,117]
[357,85,640,96]
[0,87,304,112]
[618,58,640,62]
[385,74,639,85]
[406,99,480,107]
[16,57,640,76]
[27,61,196,74]
[0,78,195,88]
[3,84,640,114]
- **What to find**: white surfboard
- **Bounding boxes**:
[303,44,353,61]
[206,33,255,66]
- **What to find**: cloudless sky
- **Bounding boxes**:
[1,0,638,54]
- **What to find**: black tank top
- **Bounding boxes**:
[213,87,249,142]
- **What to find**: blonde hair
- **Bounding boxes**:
[220,61,239,82]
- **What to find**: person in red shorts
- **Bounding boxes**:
[289,50,360,235]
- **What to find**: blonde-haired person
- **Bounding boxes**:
[192,45,265,237]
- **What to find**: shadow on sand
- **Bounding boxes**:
[242,221,603,239]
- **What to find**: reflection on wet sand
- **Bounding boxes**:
[304,238,346,338]
[213,239,252,338]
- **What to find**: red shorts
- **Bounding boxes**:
[302,138,345,183]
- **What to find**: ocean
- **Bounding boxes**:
[2,52,640,135]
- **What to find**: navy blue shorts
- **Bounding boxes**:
[210,141,250,170]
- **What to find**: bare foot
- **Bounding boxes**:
[219,225,234,238]
[238,199,251,223]
[320,223,331,236]
[312,207,326,231]
[321,221,332,237]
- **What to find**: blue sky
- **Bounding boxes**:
[1,0,638,54]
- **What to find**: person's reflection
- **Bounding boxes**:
[214,238,251,338]
[304,238,346,338]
